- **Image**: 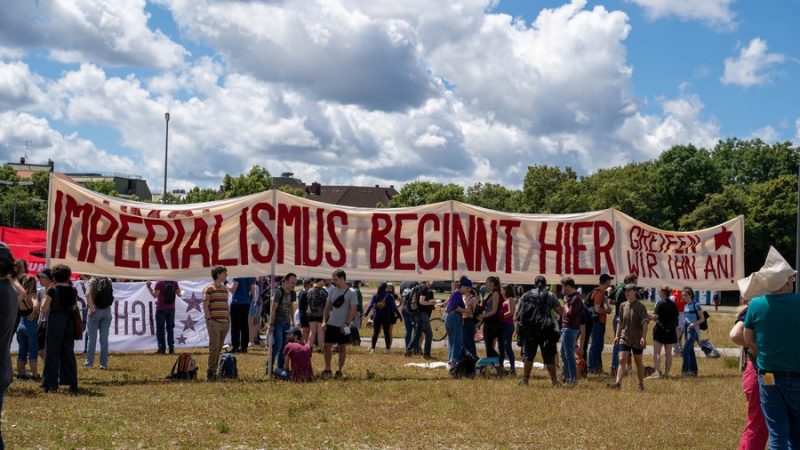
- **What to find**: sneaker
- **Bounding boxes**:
[607,382,621,390]
[155,349,165,355]
[610,367,617,377]
[31,375,41,382]
[82,363,92,369]
[334,370,343,379]
[423,354,432,361]
[519,377,529,386]
[646,372,661,380]
[320,370,333,380]
[551,379,562,387]
[168,348,175,355]
[384,349,392,355]
[15,374,29,381]
[99,365,108,370]
[638,383,645,392]
[369,348,375,354]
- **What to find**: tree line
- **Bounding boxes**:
[1,138,796,274]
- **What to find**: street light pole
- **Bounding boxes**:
[163,112,170,204]
[0,180,33,227]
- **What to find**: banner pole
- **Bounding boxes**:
[450,201,455,288]
[267,189,277,378]
[45,172,54,268]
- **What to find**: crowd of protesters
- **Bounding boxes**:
[1,242,799,450]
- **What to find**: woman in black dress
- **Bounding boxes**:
[649,286,678,379]
[40,264,78,393]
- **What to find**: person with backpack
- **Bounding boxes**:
[516,275,564,386]
[203,265,230,382]
[462,287,481,358]
[298,278,313,343]
[227,277,256,353]
[321,269,358,379]
[84,276,114,369]
[559,277,585,385]
[363,282,400,353]
[399,280,420,356]
[681,287,705,377]
[588,274,614,374]
[409,280,436,360]
[610,273,638,377]
[481,276,505,367]
[146,279,182,355]
[649,286,678,379]
[304,279,327,353]
[608,284,650,391]
[269,273,297,372]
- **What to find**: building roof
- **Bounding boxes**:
[306,185,398,208]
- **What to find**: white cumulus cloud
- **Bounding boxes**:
[0,0,187,68]
[750,125,778,142]
[721,38,786,87]
[0,61,46,111]
[628,0,737,30]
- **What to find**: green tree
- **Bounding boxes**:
[712,139,799,188]
[83,179,119,196]
[520,165,580,213]
[650,145,722,229]
[678,184,748,231]
[278,184,305,197]
[221,165,273,198]
[182,187,223,204]
[744,174,797,274]
[465,183,521,212]
[388,181,464,207]
[580,162,655,221]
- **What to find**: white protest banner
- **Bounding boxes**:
[12,281,227,353]
[47,173,744,289]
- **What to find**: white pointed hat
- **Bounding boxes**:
[737,246,797,300]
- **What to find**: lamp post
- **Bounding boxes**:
[163,112,170,204]
[0,180,33,227]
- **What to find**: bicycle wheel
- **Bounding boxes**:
[430,318,447,342]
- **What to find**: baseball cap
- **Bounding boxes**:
[624,284,638,291]
[534,275,547,286]
[599,274,614,283]
[285,327,302,338]
[0,242,12,261]
[459,276,473,288]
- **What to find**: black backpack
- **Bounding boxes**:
[405,285,421,312]
[583,288,601,319]
[306,287,327,317]
[163,282,177,305]
[450,350,478,379]
[94,277,114,309]
[516,289,557,341]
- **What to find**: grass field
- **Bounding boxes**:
[4,332,746,449]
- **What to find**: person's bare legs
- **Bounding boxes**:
[323,343,333,371]
[615,351,630,385]
[664,346,673,377]
[337,345,347,372]
[652,341,663,375]
[634,353,645,386]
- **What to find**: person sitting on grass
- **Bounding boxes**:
[283,327,314,382]
[321,269,357,379]
[609,284,650,391]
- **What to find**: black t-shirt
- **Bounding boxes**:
[419,287,435,314]
[654,299,679,330]
[47,285,77,314]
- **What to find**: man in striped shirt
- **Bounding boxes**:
[203,265,230,381]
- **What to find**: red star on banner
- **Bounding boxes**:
[185,292,202,313]
[713,226,733,251]
[181,315,198,332]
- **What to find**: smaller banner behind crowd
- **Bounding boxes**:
[11,280,231,353]
[0,226,47,275]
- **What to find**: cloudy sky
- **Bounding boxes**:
[0,0,797,194]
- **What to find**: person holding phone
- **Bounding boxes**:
[321,269,357,379]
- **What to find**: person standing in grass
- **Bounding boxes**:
[501,285,517,375]
[730,297,768,450]
[203,265,230,382]
[84,276,114,369]
[363,282,400,353]
[146,279,182,355]
[649,286,678,379]
[517,275,563,387]
[305,279,327,353]
[15,275,39,381]
[40,264,79,394]
[1,243,20,450]
[268,274,297,372]
[228,276,257,353]
[297,278,313,344]
[681,287,705,377]
[462,286,480,358]
[559,277,585,385]
[481,276,505,367]
[321,269,357,379]
[609,284,649,391]
[610,273,638,377]
[741,247,800,450]
[410,281,437,360]
[587,274,613,374]
[442,278,468,369]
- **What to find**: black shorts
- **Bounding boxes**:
[621,344,644,355]
[300,317,310,328]
[653,325,678,345]
[324,325,350,345]
[521,336,557,365]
